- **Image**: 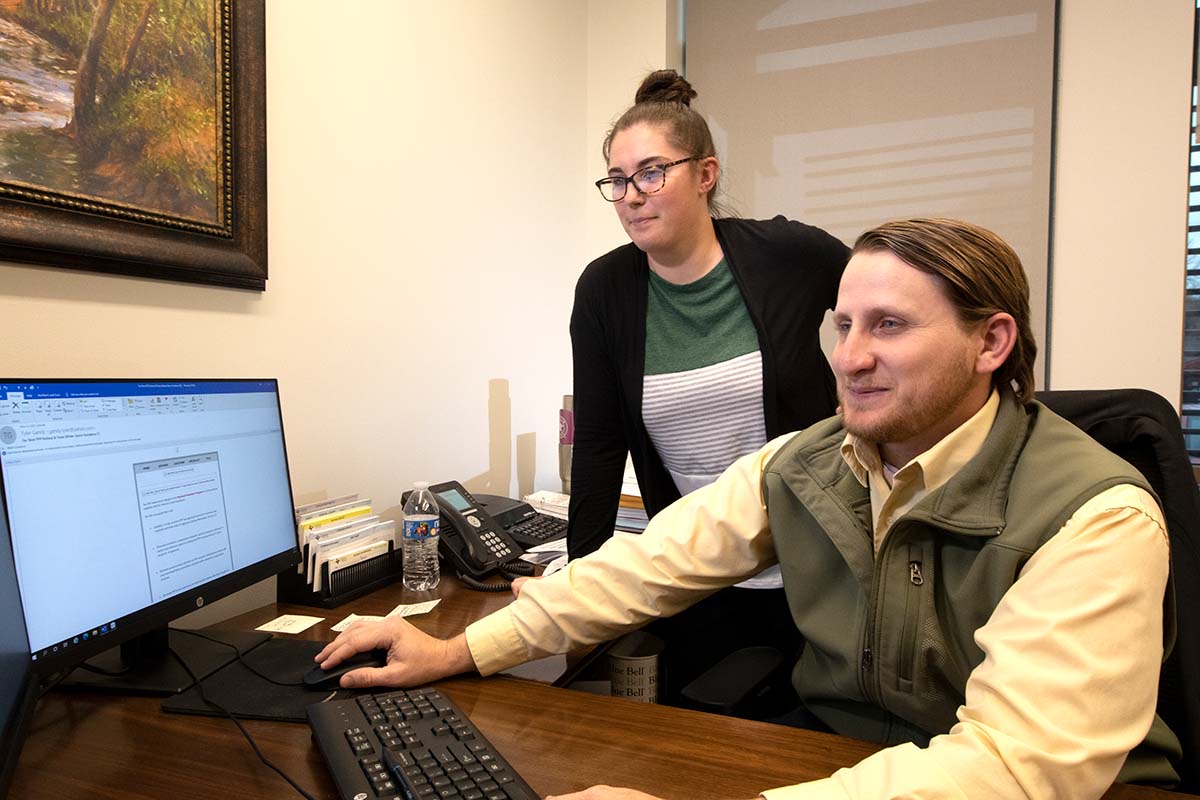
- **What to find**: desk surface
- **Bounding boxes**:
[10,576,1193,800]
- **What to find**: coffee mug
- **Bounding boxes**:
[607,631,663,703]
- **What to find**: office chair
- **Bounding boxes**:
[680,388,1200,792]
[1037,389,1200,792]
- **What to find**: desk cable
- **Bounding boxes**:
[168,630,318,800]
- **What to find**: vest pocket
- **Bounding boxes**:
[897,543,925,693]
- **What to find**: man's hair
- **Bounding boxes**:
[853,218,1038,404]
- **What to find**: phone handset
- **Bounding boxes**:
[422,481,529,588]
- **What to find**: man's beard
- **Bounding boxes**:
[840,363,977,451]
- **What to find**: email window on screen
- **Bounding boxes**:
[0,385,293,654]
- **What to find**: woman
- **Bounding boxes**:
[569,69,848,702]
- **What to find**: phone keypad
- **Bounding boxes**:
[479,530,513,560]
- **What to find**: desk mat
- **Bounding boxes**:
[162,637,351,722]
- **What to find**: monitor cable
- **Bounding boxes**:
[167,643,318,800]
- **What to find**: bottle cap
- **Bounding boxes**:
[413,480,429,490]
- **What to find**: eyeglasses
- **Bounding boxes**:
[594,157,699,202]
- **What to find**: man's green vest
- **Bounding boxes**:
[762,390,1180,784]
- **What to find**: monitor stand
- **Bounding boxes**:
[60,627,271,695]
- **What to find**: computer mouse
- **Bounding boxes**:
[303,648,390,690]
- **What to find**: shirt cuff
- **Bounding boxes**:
[464,610,529,676]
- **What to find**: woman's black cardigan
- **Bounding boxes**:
[567,216,850,558]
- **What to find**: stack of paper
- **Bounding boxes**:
[293,494,396,594]
[523,490,568,520]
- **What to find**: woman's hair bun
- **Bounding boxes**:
[634,69,697,106]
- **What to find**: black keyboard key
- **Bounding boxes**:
[373,778,397,796]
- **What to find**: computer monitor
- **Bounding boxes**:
[0,477,36,795]
[0,379,301,693]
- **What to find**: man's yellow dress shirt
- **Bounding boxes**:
[465,393,1170,799]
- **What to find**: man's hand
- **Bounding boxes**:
[313,616,476,689]
[545,787,664,800]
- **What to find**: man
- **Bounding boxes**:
[317,218,1179,799]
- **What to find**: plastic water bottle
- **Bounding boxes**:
[402,481,440,590]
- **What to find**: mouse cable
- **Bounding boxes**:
[173,627,305,687]
[167,645,319,800]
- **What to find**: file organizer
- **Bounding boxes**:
[276,543,402,608]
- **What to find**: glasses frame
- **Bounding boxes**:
[594,156,700,202]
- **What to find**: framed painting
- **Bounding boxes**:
[0,0,266,290]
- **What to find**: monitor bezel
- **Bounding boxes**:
[0,378,302,678]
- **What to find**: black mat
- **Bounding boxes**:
[162,637,350,722]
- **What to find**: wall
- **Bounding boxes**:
[585,0,683,258]
[1048,0,1192,405]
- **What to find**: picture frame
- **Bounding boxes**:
[0,0,267,291]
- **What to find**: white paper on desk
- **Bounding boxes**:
[256,614,324,634]
[386,599,441,618]
[541,553,569,576]
[331,613,385,632]
[519,537,567,566]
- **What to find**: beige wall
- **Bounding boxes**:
[585,0,682,258]
[1048,0,1191,406]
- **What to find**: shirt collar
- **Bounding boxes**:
[840,389,1001,491]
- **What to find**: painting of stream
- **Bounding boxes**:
[0,0,220,226]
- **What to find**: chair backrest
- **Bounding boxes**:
[1038,389,1200,792]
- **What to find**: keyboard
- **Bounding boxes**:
[504,513,566,548]
[308,687,538,800]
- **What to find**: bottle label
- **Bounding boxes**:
[403,517,439,541]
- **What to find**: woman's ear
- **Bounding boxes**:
[698,156,719,194]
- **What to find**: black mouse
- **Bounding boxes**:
[303,648,389,690]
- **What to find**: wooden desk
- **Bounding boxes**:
[9,577,1193,800]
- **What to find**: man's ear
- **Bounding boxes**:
[975,312,1017,376]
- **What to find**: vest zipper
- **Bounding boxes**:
[897,544,924,691]
[859,525,892,704]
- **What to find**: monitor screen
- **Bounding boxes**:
[0,379,300,678]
